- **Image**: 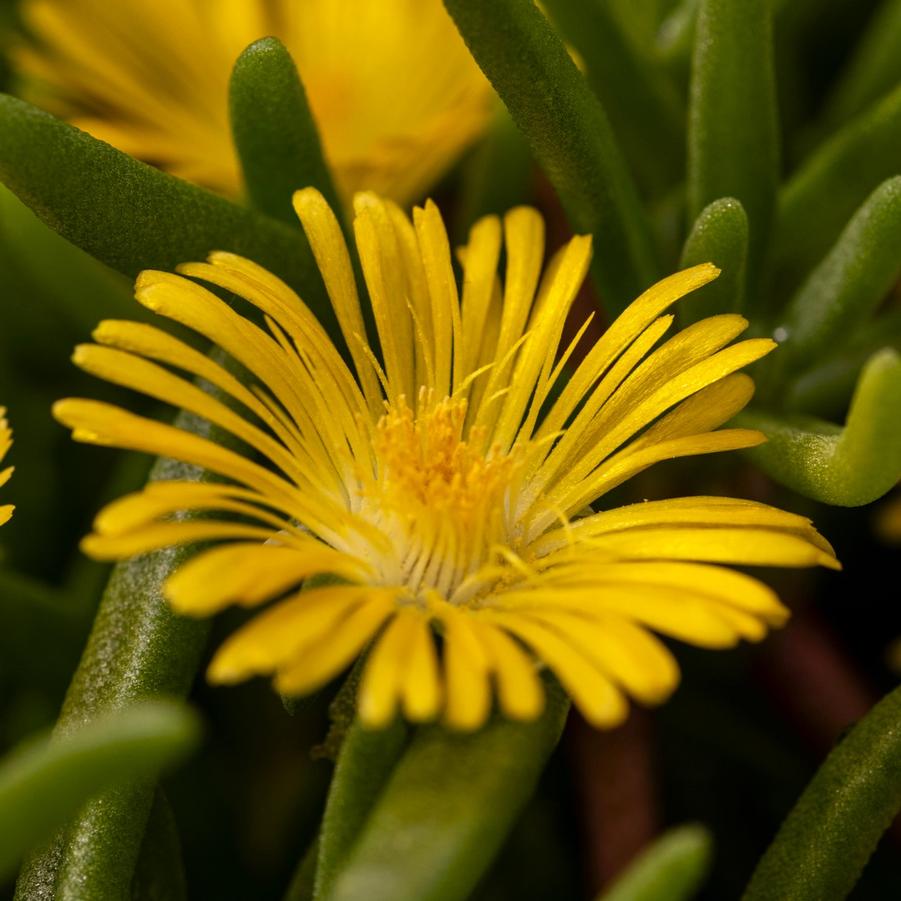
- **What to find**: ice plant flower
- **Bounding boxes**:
[54,190,839,731]
[16,0,492,205]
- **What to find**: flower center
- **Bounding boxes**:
[363,393,522,603]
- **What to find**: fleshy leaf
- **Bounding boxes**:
[443,0,658,317]
[777,176,901,373]
[229,37,342,226]
[314,717,407,899]
[785,312,901,417]
[598,824,713,901]
[0,94,332,329]
[15,411,221,901]
[678,197,748,325]
[0,700,198,883]
[740,349,901,506]
[744,682,901,900]
[687,0,779,292]
[776,83,901,277]
[325,681,569,901]
[542,0,684,197]
[824,0,901,125]
[0,185,133,333]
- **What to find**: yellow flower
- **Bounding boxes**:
[0,409,12,527]
[16,0,492,206]
[54,191,838,731]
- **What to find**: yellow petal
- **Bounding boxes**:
[358,608,422,729]
[274,596,396,697]
[208,585,383,683]
[165,542,367,615]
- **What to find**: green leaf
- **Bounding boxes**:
[687,0,779,292]
[325,681,569,901]
[743,682,901,900]
[785,311,901,417]
[0,94,333,330]
[678,197,748,325]
[776,83,901,277]
[314,716,407,899]
[0,185,133,334]
[15,413,220,901]
[541,0,684,197]
[598,824,713,901]
[777,176,901,372]
[0,700,198,883]
[229,37,343,226]
[739,348,901,506]
[824,0,901,125]
[443,0,658,317]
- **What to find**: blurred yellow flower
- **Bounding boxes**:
[17,0,493,205]
[55,191,838,731]
[0,410,12,527]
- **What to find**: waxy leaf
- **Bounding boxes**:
[778,176,901,372]
[0,700,198,883]
[0,185,132,333]
[599,824,713,901]
[777,83,901,276]
[444,0,658,317]
[15,416,217,901]
[824,0,901,125]
[688,0,779,290]
[542,0,684,197]
[740,349,901,506]
[744,682,901,900]
[0,94,332,329]
[325,681,568,901]
[230,37,343,226]
[679,197,748,325]
[785,311,901,417]
[314,717,407,899]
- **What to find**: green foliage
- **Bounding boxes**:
[688,0,779,292]
[0,700,198,883]
[230,37,343,226]
[0,185,132,334]
[825,0,901,124]
[598,824,713,901]
[324,682,568,901]
[743,683,901,900]
[777,176,901,372]
[0,94,332,328]
[740,349,901,507]
[679,197,748,325]
[777,83,901,277]
[14,422,216,901]
[541,0,684,197]
[443,0,658,317]
[314,717,407,899]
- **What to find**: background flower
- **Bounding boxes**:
[16,0,493,205]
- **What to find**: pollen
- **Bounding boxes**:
[364,392,524,603]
